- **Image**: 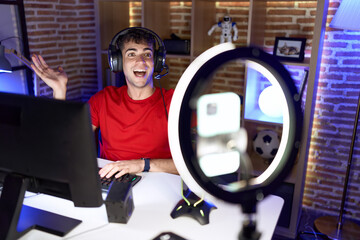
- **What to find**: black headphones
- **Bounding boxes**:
[108,27,166,74]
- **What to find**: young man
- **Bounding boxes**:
[31,28,178,178]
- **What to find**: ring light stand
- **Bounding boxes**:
[168,43,303,239]
[170,181,217,225]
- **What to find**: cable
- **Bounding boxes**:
[0,36,24,54]
[180,180,191,206]
[0,36,22,43]
[63,223,110,240]
[193,194,204,207]
[298,208,321,239]
[156,76,169,120]
[24,192,41,199]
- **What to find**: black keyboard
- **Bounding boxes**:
[101,173,141,191]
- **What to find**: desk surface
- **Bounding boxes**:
[19,159,284,240]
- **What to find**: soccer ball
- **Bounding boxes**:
[252,130,280,159]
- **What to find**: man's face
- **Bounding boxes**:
[121,40,154,89]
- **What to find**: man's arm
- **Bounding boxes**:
[99,158,179,178]
[148,158,179,175]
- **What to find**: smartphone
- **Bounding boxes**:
[197,92,241,137]
[196,92,242,177]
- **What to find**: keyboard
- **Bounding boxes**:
[101,173,141,191]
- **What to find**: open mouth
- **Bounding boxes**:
[134,69,146,77]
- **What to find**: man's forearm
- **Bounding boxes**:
[149,158,179,175]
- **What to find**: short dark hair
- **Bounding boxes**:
[117,28,156,52]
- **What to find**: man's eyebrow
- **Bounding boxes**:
[125,48,137,53]
[125,47,153,53]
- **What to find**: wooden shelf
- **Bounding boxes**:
[281,57,311,68]
[167,53,192,59]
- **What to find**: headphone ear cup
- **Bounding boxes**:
[154,47,165,73]
[108,45,118,73]
[108,49,122,73]
[115,50,123,72]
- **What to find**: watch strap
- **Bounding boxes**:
[141,157,150,172]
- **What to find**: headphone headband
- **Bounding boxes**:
[108,27,166,74]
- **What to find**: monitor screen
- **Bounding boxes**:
[0,91,103,239]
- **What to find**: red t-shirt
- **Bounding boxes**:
[88,86,174,161]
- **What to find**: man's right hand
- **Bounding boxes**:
[31,54,68,100]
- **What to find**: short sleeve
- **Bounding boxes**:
[88,91,103,128]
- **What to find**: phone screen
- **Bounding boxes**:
[196,92,241,177]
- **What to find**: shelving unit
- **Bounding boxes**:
[243,1,329,238]
[94,0,329,238]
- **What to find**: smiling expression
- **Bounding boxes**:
[121,41,155,89]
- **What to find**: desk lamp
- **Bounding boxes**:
[0,43,32,73]
[168,43,303,239]
[313,0,360,239]
[0,45,12,73]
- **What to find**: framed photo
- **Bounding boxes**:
[273,37,306,62]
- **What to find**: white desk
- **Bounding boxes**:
[19,160,284,240]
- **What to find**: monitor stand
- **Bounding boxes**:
[0,174,82,240]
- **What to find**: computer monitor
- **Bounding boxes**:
[0,92,103,239]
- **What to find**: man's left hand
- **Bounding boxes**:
[99,159,145,178]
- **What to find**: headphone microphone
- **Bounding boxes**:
[154,64,169,80]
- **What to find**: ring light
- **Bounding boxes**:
[168,43,303,206]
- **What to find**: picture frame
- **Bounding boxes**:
[273,37,306,62]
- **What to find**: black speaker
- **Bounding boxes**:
[104,181,134,223]
[163,39,190,55]
[108,27,166,74]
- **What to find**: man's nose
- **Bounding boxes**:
[136,55,146,63]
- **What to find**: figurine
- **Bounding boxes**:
[208,16,238,43]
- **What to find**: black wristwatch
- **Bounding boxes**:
[141,157,150,172]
